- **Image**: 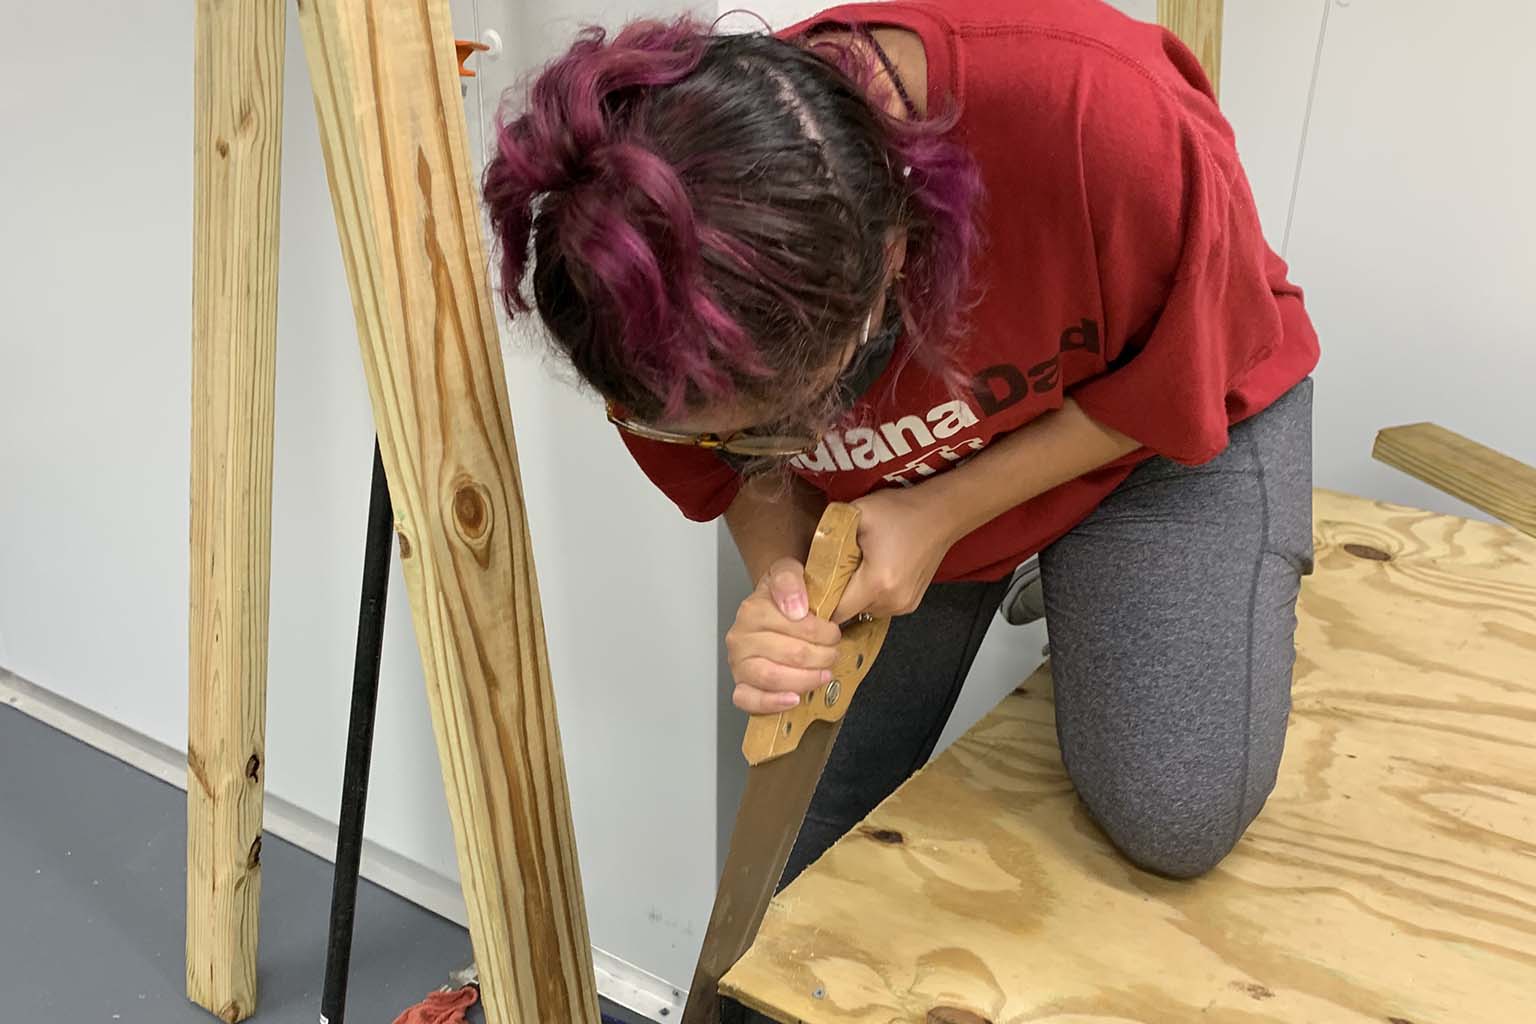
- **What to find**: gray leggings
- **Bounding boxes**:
[781,378,1314,886]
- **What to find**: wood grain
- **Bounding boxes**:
[1158,0,1224,96]
[295,2,600,1021]
[1374,422,1536,539]
[187,1,284,1020]
[724,489,1536,1023]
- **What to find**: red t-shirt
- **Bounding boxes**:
[620,0,1320,582]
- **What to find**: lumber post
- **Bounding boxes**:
[1374,423,1536,539]
[186,0,285,1020]
[295,2,601,1021]
[1158,0,1224,96]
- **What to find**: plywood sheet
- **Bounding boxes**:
[723,489,1536,1023]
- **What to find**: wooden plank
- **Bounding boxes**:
[294,2,601,1021]
[1374,422,1536,539]
[186,1,284,1020]
[723,489,1536,1023]
[1158,0,1224,96]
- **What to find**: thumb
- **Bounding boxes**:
[830,564,876,625]
[763,557,809,621]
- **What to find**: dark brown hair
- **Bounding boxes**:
[483,14,984,429]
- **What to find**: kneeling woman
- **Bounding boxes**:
[485,1,1317,891]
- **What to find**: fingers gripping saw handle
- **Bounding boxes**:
[740,503,892,766]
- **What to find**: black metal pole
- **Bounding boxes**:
[320,441,393,1024]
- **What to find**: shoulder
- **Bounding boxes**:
[941,2,1230,186]
[944,1,1200,115]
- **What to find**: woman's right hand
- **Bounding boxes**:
[725,557,843,714]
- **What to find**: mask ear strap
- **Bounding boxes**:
[838,304,902,407]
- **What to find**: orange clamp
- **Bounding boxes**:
[455,39,489,78]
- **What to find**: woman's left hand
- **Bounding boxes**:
[831,485,961,622]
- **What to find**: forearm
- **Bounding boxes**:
[724,472,828,582]
[923,399,1140,542]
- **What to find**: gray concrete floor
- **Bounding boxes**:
[0,704,646,1023]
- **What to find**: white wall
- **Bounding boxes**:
[0,0,722,992]
[0,5,193,725]
[1288,0,1536,510]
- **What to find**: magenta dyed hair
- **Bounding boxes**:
[483,13,984,425]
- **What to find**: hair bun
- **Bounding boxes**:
[484,17,751,415]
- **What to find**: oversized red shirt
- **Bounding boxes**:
[620,0,1320,582]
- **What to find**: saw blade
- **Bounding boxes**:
[680,716,843,1024]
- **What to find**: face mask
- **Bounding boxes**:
[835,298,904,408]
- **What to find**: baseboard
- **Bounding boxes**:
[0,666,684,1022]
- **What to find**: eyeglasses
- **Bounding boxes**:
[605,403,825,457]
[606,308,882,458]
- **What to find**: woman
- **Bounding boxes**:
[485,0,1317,894]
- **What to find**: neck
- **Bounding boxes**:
[870,28,928,118]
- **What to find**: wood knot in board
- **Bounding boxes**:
[449,477,496,567]
[217,1001,246,1024]
[1387,1018,1415,1024]
[1343,543,1392,562]
[859,826,905,845]
[927,1009,992,1024]
[186,749,213,797]
[245,754,261,782]
[1230,981,1275,1000]
[215,138,229,158]
[454,482,489,536]
[247,835,262,869]
[396,529,413,559]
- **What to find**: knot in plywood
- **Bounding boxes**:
[858,826,905,845]
[927,1009,992,1024]
[1343,543,1391,561]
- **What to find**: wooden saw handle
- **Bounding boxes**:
[741,503,892,766]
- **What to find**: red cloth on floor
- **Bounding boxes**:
[392,985,478,1024]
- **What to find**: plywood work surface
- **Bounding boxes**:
[722,489,1536,1023]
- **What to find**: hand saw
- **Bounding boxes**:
[681,502,892,1024]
